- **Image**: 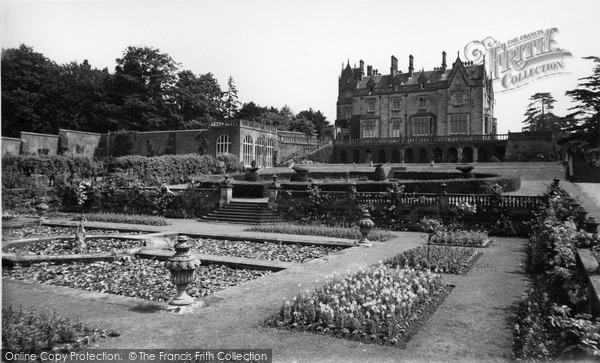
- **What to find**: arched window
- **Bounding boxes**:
[216,134,231,157]
[265,139,275,167]
[243,135,253,166]
[255,137,265,167]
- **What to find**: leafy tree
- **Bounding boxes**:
[522,92,567,133]
[171,70,223,129]
[296,108,329,135]
[110,46,179,131]
[1,44,57,136]
[43,60,113,133]
[222,76,240,119]
[236,101,265,121]
[565,56,600,147]
[289,117,315,135]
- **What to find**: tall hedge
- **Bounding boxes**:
[110,154,216,184]
[2,155,102,188]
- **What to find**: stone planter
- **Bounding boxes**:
[456,165,474,179]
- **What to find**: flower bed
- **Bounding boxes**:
[2,305,119,354]
[3,258,271,302]
[246,223,394,242]
[77,212,168,226]
[386,246,480,275]
[513,185,600,360]
[6,237,145,255]
[431,230,490,248]
[184,238,346,263]
[2,226,147,240]
[265,264,450,347]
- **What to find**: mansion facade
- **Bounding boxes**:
[333,52,501,163]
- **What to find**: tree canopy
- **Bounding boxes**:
[1,44,330,138]
[521,92,568,134]
[565,56,600,147]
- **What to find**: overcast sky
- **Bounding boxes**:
[2,0,600,134]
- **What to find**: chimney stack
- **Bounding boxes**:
[367,65,373,76]
[408,54,414,77]
[359,60,365,80]
[390,55,398,77]
[441,51,447,73]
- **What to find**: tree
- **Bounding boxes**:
[171,70,223,128]
[42,60,113,133]
[236,101,264,121]
[289,117,315,135]
[1,44,57,136]
[296,108,329,135]
[222,76,240,118]
[110,46,180,131]
[522,92,567,133]
[565,56,600,147]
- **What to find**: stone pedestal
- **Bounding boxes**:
[267,175,280,211]
[219,176,233,208]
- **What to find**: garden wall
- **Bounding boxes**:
[58,129,102,157]
[20,132,59,155]
[1,137,21,156]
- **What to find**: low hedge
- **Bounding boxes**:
[280,176,520,194]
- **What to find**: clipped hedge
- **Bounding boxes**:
[2,155,102,188]
[109,153,216,185]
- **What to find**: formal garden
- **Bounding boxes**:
[3,153,600,361]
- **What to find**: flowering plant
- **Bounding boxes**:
[268,264,445,346]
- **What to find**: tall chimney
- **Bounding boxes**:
[441,51,447,73]
[359,60,365,80]
[367,65,373,76]
[390,55,398,77]
[408,54,414,77]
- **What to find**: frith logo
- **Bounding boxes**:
[464,28,572,92]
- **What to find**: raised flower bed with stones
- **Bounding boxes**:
[2,226,147,241]
[3,258,271,301]
[181,237,347,263]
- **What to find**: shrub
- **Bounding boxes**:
[386,245,477,274]
[513,188,600,361]
[2,155,102,188]
[266,265,445,346]
[2,305,117,354]
[216,153,245,174]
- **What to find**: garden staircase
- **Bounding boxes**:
[281,142,330,164]
[202,200,283,224]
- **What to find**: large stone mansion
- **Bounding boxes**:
[333,52,504,163]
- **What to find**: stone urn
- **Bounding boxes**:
[372,163,386,181]
[456,165,474,179]
[585,216,600,234]
[165,235,201,306]
[357,208,375,247]
[291,165,309,182]
[244,167,260,182]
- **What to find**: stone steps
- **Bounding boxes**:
[202,201,283,224]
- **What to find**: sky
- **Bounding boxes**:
[2,0,600,134]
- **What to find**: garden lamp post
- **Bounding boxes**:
[165,235,200,306]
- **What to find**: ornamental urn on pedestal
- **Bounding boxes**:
[357,207,375,247]
[165,235,200,306]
